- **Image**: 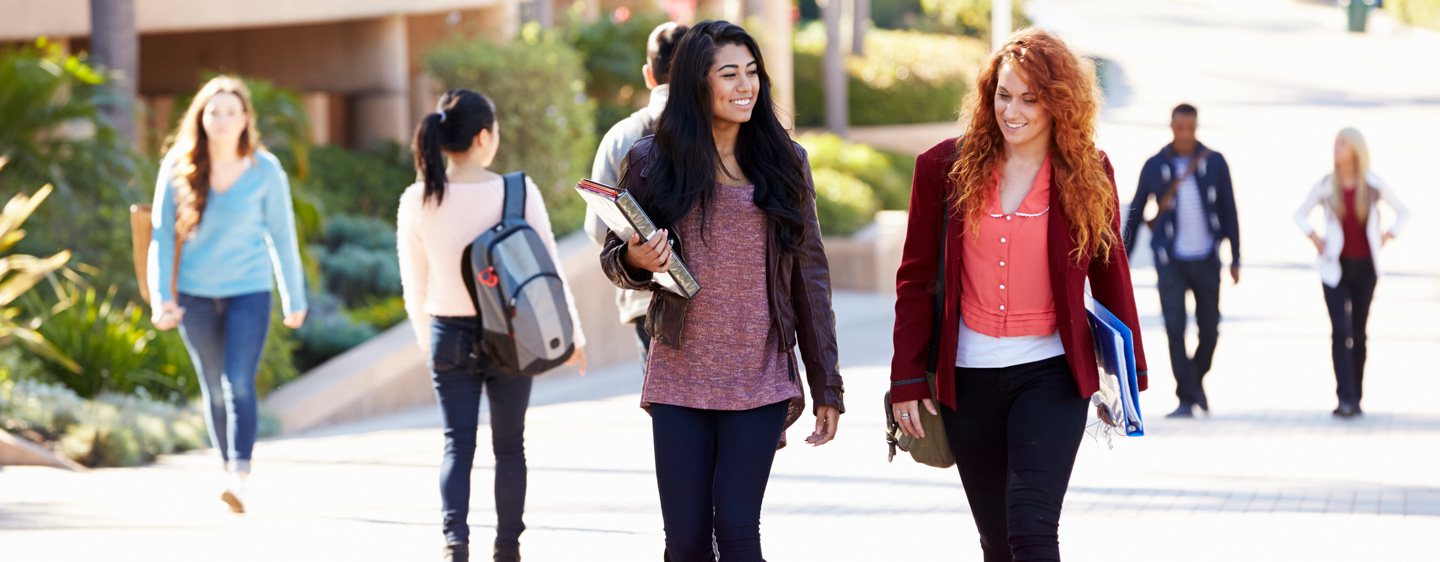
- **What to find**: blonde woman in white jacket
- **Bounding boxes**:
[1293,128,1409,418]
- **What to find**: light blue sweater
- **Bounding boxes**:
[148,149,307,315]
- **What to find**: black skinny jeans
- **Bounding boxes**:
[1323,258,1377,408]
[430,316,533,547]
[651,401,788,562]
[941,355,1090,562]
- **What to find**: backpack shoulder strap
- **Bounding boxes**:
[502,171,528,220]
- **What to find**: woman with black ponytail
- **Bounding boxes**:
[397,89,587,562]
[598,20,844,561]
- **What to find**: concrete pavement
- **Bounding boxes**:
[4,1,1439,560]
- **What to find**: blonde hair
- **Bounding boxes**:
[949,28,1116,264]
[1332,127,1371,221]
[164,76,261,240]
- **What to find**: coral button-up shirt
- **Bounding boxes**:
[959,156,1059,339]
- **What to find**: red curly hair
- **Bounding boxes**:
[949,28,1116,263]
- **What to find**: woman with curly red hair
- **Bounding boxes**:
[889,28,1148,560]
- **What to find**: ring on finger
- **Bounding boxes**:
[900,413,911,419]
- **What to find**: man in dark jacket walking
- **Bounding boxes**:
[1123,104,1241,418]
[584,22,687,372]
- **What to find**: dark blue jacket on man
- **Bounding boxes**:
[1122,141,1240,266]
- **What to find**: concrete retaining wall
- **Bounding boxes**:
[264,214,910,435]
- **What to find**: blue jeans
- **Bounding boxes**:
[430,316,533,547]
[176,291,271,473]
[651,401,788,562]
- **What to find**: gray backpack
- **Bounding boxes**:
[461,171,575,376]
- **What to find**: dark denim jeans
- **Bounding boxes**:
[430,315,533,547]
[176,291,272,473]
[651,401,788,562]
[941,355,1090,562]
[1156,254,1223,408]
[1323,258,1377,408]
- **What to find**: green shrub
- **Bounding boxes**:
[799,132,915,211]
[0,41,150,305]
[870,0,927,29]
[26,284,189,401]
[296,142,415,224]
[425,23,597,238]
[292,292,378,372]
[348,296,408,330]
[919,0,1032,39]
[811,168,879,237]
[256,305,301,398]
[315,215,402,307]
[1,378,207,467]
[1388,0,1440,31]
[566,9,669,135]
[794,24,987,127]
[0,346,48,385]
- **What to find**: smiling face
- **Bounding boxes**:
[707,43,758,126]
[993,62,1052,150]
[201,92,248,149]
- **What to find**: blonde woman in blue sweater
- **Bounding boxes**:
[148,76,308,513]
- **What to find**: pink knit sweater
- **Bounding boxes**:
[642,183,802,411]
[397,177,585,353]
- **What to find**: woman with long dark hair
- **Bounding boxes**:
[598,20,844,562]
[1294,127,1409,418]
[148,76,308,514]
[889,29,1149,561]
[397,89,587,562]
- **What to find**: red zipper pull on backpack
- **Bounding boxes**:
[478,266,500,288]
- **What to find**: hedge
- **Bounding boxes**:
[794,23,989,127]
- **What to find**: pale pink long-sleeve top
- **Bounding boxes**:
[397,177,586,353]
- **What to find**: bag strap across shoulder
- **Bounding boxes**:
[1148,149,1209,228]
[925,140,964,380]
[924,213,947,378]
[502,171,527,220]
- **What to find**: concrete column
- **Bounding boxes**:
[821,0,847,138]
[993,0,1012,52]
[853,0,868,56]
[759,0,794,131]
[353,14,410,148]
[303,93,332,146]
[527,0,554,28]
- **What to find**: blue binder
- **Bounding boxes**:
[1084,294,1144,437]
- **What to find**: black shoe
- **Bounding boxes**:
[444,543,469,562]
[494,541,520,562]
[1165,403,1195,418]
[1334,403,1361,419]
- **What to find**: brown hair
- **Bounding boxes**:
[949,28,1116,263]
[164,76,261,240]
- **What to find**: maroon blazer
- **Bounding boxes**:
[890,138,1149,408]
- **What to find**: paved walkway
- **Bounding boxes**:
[4,1,1440,560]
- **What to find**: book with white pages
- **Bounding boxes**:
[1084,293,1144,436]
[575,178,700,299]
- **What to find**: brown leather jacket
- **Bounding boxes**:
[599,137,845,416]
